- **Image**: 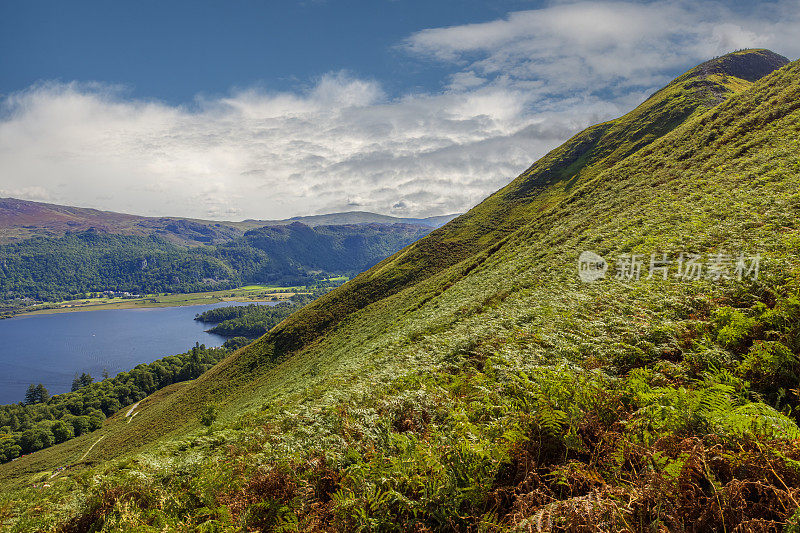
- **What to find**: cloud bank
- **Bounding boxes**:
[1,0,798,220]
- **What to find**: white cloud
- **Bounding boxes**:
[0,77,586,220]
[405,0,800,94]
[0,186,51,202]
[1,1,798,221]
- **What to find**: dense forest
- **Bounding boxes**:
[195,302,296,338]
[0,232,238,302]
[0,222,430,302]
[195,284,329,339]
[0,344,228,463]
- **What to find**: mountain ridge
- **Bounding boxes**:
[0,197,458,246]
[236,48,792,359]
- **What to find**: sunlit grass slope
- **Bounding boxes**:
[3,49,800,531]
[240,48,791,359]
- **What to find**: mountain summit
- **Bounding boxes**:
[683,48,789,82]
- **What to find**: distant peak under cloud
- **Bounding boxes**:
[1,0,798,221]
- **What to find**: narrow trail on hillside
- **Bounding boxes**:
[46,434,107,481]
[126,401,141,422]
[44,401,144,483]
[79,435,105,462]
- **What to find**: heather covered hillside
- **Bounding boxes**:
[3,50,800,532]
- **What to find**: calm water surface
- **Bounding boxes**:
[0,302,276,404]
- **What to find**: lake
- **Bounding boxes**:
[0,302,276,404]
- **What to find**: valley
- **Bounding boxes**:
[0,200,453,311]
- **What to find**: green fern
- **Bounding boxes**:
[715,402,800,439]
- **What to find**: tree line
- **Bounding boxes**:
[195,286,336,340]
[195,302,296,338]
[0,343,228,463]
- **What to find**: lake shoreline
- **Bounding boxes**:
[2,285,302,319]
[0,301,257,404]
[15,296,286,317]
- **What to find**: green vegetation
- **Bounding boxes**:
[194,285,337,339]
[2,50,800,532]
[0,222,429,303]
[22,385,49,406]
[0,232,237,302]
[0,344,228,464]
[70,373,95,392]
[196,303,296,338]
[12,284,297,318]
[198,404,218,428]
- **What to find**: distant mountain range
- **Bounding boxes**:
[0,197,458,246]
[248,211,458,229]
[0,198,459,301]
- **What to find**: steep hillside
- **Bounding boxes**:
[4,50,800,532]
[239,48,792,358]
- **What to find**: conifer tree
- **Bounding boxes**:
[23,384,37,405]
[34,383,49,403]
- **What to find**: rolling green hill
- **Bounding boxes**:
[3,49,800,532]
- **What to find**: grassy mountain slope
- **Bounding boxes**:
[231,48,791,359]
[3,50,800,531]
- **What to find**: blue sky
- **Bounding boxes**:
[1,0,541,104]
[1,1,799,220]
